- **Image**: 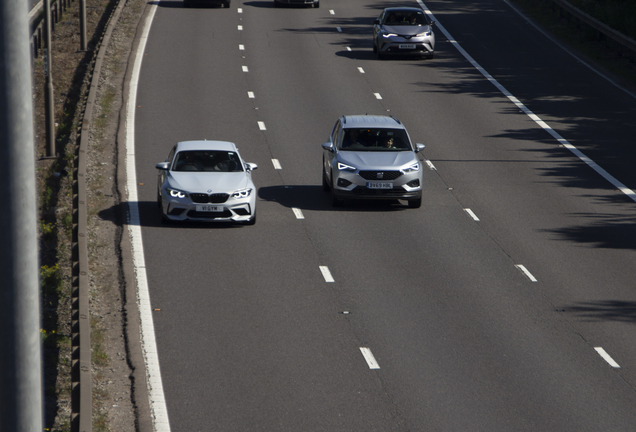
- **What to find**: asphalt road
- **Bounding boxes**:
[132,0,636,430]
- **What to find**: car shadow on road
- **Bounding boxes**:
[99,201,250,229]
[258,185,411,212]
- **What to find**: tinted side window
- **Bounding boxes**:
[167,146,176,168]
[331,120,341,144]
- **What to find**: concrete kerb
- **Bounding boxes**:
[71,0,128,430]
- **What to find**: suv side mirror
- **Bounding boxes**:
[415,143,425,153]
[322,142,334,152]
[373,19,380,25]
[245,162,258,171]
[156,162,169,170]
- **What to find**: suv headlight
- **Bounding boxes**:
[337,162,357,172]
[232,188,252,198]
[382,32,398,38]
[402,162,420,173]
[167,188,187,198]
[416,31,432,37]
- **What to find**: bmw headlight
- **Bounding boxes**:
[402,162,420,173]
[232,188,252,198]
[167,188,187,198]
[337,162,357,172]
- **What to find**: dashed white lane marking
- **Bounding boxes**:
[464,208,480,221]
[272,159,282,170]
[357,67,365,74]
[336,27,342,32]
[237,25,243,31]
[128,2,171,431]
[418,0,636,205]
[237,7,242,13]
[258,121,266,130]
[347,46,352,51]
[239,44,245,50]
[319,266,335,282]
[242,66,248,72]
[515,264,537,282]
[292,208,304,219]
[595,347,621,368]
[360,348,381,369]
[374,93,382,100]
[329,9,335,14]
[247,91,255,98]
[425,160,436,170]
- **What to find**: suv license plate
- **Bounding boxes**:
[196,205,223,212]
[399,44,416,49]
[367,182,393,189]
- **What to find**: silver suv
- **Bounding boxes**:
[322,115,425,208]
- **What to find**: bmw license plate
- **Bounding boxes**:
[367,182,393,189]
[399,44,416,49]
[196,205,223,212]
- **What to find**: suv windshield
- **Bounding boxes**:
[339,128,411,151]
[383,11,428,26]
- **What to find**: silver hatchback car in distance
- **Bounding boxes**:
[322,115,425,208]
[373,7,435,59]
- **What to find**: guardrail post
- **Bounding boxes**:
[79,0,86,51]
[44,0,56,157]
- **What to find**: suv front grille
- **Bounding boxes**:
[359,170,403,181]
[190,193,229,204]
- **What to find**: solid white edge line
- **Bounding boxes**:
[594,347,621,368]
[319,266,335,283]
[359,347,381,369]
[272,159,282,169]
[127,2,171,431]
[292,207,304,219]
[417,0,636,205]
[258,121,266,130]
[515,264,538,282]
[464,208,480,221]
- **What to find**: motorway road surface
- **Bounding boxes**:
[131,0,636,430]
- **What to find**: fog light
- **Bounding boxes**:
[407,179,420,187]
[337,178,352,187]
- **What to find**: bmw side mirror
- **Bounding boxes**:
[245,162,258,171]
[322,142,334,152]
[415,143,425,153]
[156,162,169,170]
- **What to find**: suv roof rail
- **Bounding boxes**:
[390,115,402,124]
